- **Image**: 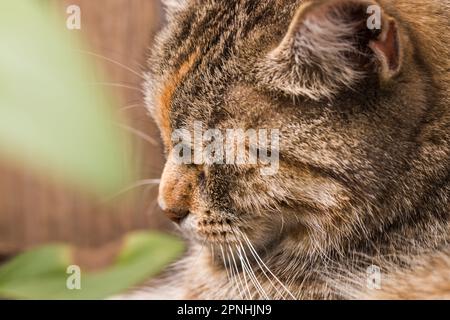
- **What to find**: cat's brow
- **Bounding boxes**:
[156,51,199,147]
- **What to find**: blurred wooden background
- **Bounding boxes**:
[0,0,170,267]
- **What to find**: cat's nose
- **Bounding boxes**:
[158,187,191,223]
[164,208,190,224]
[158,159,198,224]
[158,188,191,223]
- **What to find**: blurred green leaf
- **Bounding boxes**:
[0,232,184,300]
[0,1,132,194]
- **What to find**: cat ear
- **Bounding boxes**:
[257,0,403,100]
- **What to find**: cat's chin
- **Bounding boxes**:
[180,216,289,271]
[180,212,284,252]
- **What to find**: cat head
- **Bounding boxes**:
[145,0,435,263]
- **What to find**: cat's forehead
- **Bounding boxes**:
[159,0,297,65]
[147,0,299,143]
[150,0,299,128]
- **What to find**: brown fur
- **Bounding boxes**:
[125,0,450,300]
[156,51,199,147]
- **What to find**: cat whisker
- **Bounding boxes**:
[235,244,253,300]
[228,244,248,300]
[105,179,160,201]
[119,103,145,112]
[88,81,143,92]
[228,227,253,299]
[241,233,296,300]
[219,244,232,283]
[240,236,285,300]
[116,123,159,146]
[236,243,269,300]
[219,222,243,299]
[77,49,145,80]
[225,247,242,300]
[210,244,215,265]
[238,241,271,300]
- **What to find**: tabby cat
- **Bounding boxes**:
[126,0,450,299]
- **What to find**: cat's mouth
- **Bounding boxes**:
[179,213,248,244]
[207,228,286,273]
[179,212,286,266]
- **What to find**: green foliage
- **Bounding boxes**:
[0,2,181,299]
[0,232,183,299]
[0,1,131,194]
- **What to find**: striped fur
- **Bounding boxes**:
[127,0,450,300]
